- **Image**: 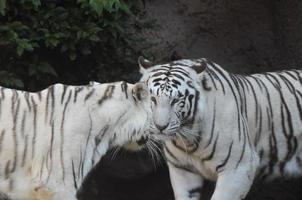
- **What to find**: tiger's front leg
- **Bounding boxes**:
[168,162,203,200]
[210,159,259,200]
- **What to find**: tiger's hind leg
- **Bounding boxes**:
[168,162,203,200]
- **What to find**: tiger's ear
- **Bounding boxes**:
[138,56,153,73]
[132,82,149,102]
[192,60,207,74]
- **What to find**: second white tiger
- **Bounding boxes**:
[0,81,150,200]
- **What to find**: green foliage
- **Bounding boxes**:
[0,0,138,89]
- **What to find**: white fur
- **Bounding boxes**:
[0,82,149,200]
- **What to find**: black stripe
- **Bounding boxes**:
[21,135,28,167]
[82,115,93,180]
[189,187,202,198]
[50,85,55,124]
[204,102,216,148]
[164,146,179,161]
[11,97,20,173]
[60,90,72,182]
[31,96,37,159]
[71,159,78,190]
[283,70,298,80]
[78,150,83,179]
[39,156,45,180]
[0,130,5,153]
[98,85,115,105]
[5,160,11,179]
[205,69,218,90]
[74,86,84,103]
[21,110,26,138]
[206,65,225,94]
[45,86,51,123]
[216,141,234,172]
[120,81,128,99]
[24,92,31,111]
[45,120,55,183]
[202,133,219,161]
[61,85,68,104]
[236,120,247,168]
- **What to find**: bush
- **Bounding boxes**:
[0,0,140,90]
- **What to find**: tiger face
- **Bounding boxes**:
[138,57,206,138]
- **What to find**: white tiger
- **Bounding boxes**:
[0,81,150,200]
[138,56,302,200]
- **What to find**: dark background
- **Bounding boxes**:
[1,0,302,200]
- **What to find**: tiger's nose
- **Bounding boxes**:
[155,123,169,132]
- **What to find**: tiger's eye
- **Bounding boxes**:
[179,101,185,107]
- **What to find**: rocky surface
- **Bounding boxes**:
[135,0,302,73]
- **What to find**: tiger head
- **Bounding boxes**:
[88,81,151,148]
[138,57,207,138]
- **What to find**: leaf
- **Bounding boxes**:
[9,21,29,31]
[0,0,6,15]
[31,0,41,9]
[45,37,60,47]
[39,62,57,76]
[14,79,24,88]
[16,46,24,56]
[103,0,115,12]
[29,62,58,76]
[119,0,131,14]
[89,35,100,42]
[7,30,18,40]
[16,38,35,56]
[89,0,103,16]
[0,71,24,88]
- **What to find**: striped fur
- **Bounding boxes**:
[139,57,302,200]
[0,81,149,200]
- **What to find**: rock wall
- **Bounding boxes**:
[137,0,302,73]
